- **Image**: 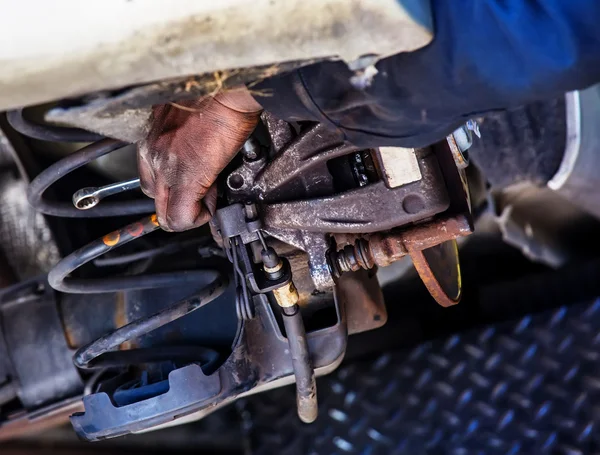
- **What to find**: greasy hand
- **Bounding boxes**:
[138,87,262,231]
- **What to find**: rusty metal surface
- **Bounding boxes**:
[276,240,387,335]
[262,151,450,234]
[402,215,472,252]
[229,122,349,203]
[404,216,469,307]
[227,121,454,289]
[336,269,387,335]
[272,282,300,308]
[446,132,470,169]
[331,215,472,308]
[331,214,472,273]
[261,112,294,156]
[411,239,462,308]
[265,228,335,291]
[227,122,348,290]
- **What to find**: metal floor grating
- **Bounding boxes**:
[242,299,600,455]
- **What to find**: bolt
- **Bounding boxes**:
[466,119,481,138]
[452,120,480,155]
[452,125,473,153]
[330,239,375,277]
[242,138,260,161]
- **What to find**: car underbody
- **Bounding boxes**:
[1,2,600,452]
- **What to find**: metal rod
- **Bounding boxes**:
[281,304,318,423]
[257,230,268,251]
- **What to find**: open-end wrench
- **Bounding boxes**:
[72,178,141,210]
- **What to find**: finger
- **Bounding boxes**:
[191,185,218,228]
[194,185,217,227]
[136,141,157,198]
[165,182,210,232]
[202,185,218,218]
[153,177,171,231]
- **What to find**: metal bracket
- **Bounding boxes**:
[71,291,347,441]
[261,150,449,233]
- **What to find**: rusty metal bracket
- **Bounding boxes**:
[262,151,449,233]
[229,123,450,235]
[330,215,473,307]
[228,122,354,202]
[411,240,462,307]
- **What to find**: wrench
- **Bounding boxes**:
[73,178,141,210]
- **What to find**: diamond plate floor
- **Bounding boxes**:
[242,299,600,455]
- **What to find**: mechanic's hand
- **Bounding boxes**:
[138,86,262,231]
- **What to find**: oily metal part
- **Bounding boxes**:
[261,111,294,155]
[228,122,352,202]
[391,216,470,307]
[265,227,334,290]
[336,269,387,335]
[271,282,299,308]
[331,215,472,307]
[276,237,387,335]
[229,121,455,289]
[262,151,450,233]
[332,215,472,272]
[281,304,318,424]
[226,122,346,290]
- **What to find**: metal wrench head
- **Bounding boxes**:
[72,187,101,210]
[72,178,141,210]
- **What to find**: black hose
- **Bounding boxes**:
[93,238,213,268]
[94,246,175,268]
[7,109,105,143]
[73,275,227,370]
[28,138,155,218]
[282,304,318,424]
[48,214,217,294]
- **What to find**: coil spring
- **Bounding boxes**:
[7,108,229,370]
